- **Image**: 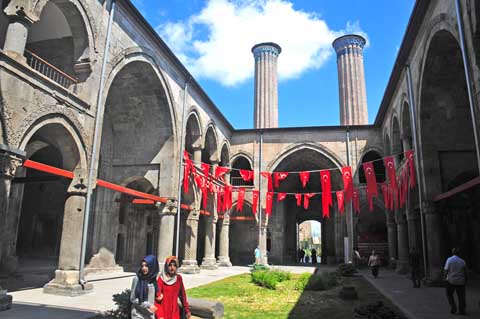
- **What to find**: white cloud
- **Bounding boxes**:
[157,0,367,87]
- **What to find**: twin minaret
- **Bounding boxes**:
[251,34,368,128]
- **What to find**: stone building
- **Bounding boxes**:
[0,0,480,301]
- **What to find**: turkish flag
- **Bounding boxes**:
[266,192,274,217]
[363,161,378,196]
[183,152,192,193]
[239,170,254,182]
[217,187,224,213]
[299,171,310,188]
[225,185,233,210]
[261,172,273,191]
[252,189,259,215]
[365,187,374,212]
[304,193,315,210]
[320,170,332,218]
[215,166,230,181]
[405,150,416,188]
[295,193,302,206]
[274,172,289,188]
[194,172,208,209]
[237,188,246,212]
[342,166,353,202]
[277,192,287,202]
[384,155,397,192]
[353,189,360,214]
[381,183,389,210]
[336,191,345,214]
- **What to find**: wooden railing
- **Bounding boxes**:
[230,176,254,187]
[24,49,78,90]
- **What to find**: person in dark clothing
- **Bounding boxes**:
[298,249,305,263]
[444,248,467,315]
[409,248,421,288]
[311,248,317,264]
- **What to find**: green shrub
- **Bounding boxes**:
[251,264,270,272]
[251,269,291,290]
[89,289,131,319]
[295,273,311,291]
[305,271,338,291]
[337,263,357,277]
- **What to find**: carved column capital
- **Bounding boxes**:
[0,152,22,179]
[66,169,88,196]
[158,199,177,216]
[187,208,200,221]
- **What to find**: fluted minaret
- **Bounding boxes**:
[252,42,281,128]
[332,35,368,125]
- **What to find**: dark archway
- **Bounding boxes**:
[231,155,254,187]
[391,117,403,162]
[229,202,257,265]
[358,150,385,184]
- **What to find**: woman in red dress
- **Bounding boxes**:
[156,256,191,319]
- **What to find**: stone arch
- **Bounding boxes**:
[185,110,203,155]
[27,0,96,80]
[401,100,413,151]
[202,124,219,164]
[358,149,386,184]
[231,152,254,167]
[12,116,86,263]
[390,115,403,161]
[219,141,230,167]
[229,201,257,265]
[230,153,254,187]
[384,133,391,156]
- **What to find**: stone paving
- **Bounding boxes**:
[361,268,480,319]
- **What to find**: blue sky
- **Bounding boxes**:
[132,0,415,129]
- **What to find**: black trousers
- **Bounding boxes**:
[371,266,379,278]
[411,267,421,287]
[446,283,466,313]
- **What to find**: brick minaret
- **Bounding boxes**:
[333,35,368,125]
[252,42,281,128]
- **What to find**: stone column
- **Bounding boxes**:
[332,35,368,125]
[387,217,397,262]
[423,201,445,284]
[259,222,268,265]
[201,163,218,270]
[0,150,22,311]
[157,200,177,264]
[44,171,94,296]
[179,208,200,274]
[2,14,32,61]
[217,213,232,267]
[252,42,281,129]
[395,211,409,274]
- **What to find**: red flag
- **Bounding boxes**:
[277,192,287,202]
[381,183,389,210]
[195,172,208,209]
[225,185,233,210]
[266,192,274,217]
[363,161,378,197]
[405,150,416,188]
[342,166,353,202]
[299,171,310,188]
[336,191,345,214]
[304,193,315,210]
[217,187,224,213]
[295,193,302,206]
[239,169,254,182]
[365,187,374,212]
[252,189,259,215]
[201,163,211,179]
[261,172,273,191]
[274,172,289,188]
[320,170,332,218]
[384,156,397,192]
[215,166,230,181]
[237,188,246,212]
[353,189,360,214]
[183,152,192,193]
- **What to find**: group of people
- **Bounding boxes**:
[131,255,191,319]
[298,248,318,264]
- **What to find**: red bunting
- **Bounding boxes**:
[342,166,353,202]
[183,152,192,193]
[274,172,289,188]
[299,171,310,188]
[320,170,332,218]
[252,190,259,215]
[336,191,345,214]
[195,173,208,209]
[384,155,397,192]
[277,192,287,202]
[215,166,230,181]
[381,183,389,209]
[304,193,315,210]
[261,172,273,191]
[225,185,233,210]
[353,189,360,214]
[236,188,246,212]
[239,170,254,182]
[217,187,224,213]
[405,150,416,188]
[266,192,274,217]
[362,162,377,212]
[295,193,302,206]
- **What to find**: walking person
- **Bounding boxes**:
[444,248,467,315]
[409,248,421,288]
[130,255,160,319]
[254,246,261,265]
[298,248,305,263]
[368,250,381,279]
[311,248,317,264]
[156,256,191,319]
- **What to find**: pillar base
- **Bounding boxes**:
[395,260,409,274]
[200,258,218,270]
[43,270,93,297]
[217,256,232,267]
[179,260,200,274]
[0,290,12,311]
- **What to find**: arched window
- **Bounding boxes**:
[231,155,254,186]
